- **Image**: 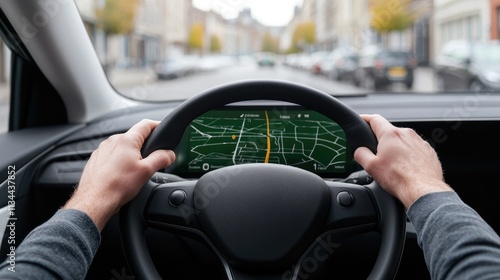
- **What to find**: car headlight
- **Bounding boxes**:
[483,71,500,83]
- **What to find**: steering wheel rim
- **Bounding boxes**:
[120,79,406,280]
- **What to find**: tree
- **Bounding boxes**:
[289,21,316,53]
[97,0,140,35]
[261,32,280,53]
[210,34,222,53]
[188,23,204,52]
[96,0,140,71]
[370,0,413,33]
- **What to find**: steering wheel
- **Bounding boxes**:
[120,80,406,280]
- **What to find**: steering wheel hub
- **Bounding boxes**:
[194,163,330,270]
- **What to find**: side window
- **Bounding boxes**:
[451,44,471,61]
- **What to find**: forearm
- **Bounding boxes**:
[408,191,500,280]
[0,209,100,280]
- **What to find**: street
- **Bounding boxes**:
[115,63,436,101]
[115,63,369,102]
[0,64,435,132]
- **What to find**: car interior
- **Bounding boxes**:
[0,1,500,280]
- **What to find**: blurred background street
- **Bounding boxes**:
[2,0,496,132]
[111,61,435,101]
[0,61,434,132]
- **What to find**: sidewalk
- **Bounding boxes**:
[0,82,9,104]
[413,66,436,93]
[107,67,157,90]
[0,67,160,102]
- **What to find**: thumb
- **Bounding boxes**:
[142,150,176,174]
[354,147,377,171]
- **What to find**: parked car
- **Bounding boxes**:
[434,40,500,91]
[309,51,331,75]
[295,53,313,70]
[321,48,359,81]
[155,56,195,79]
[354,46,415,90]
[256,52,277,67]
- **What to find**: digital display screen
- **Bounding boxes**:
[172,107,355,177]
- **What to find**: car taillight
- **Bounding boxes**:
[374,59,384,69]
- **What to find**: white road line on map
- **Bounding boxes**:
[232,116,247,165]
[281,131,287,165]
[309,127,319,157]
[191,125,212,139]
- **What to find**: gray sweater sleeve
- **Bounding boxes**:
[407,191,500,280]
[0,209,100,280]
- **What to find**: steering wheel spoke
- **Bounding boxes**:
[145,180,201,229]
[323,181,378,233]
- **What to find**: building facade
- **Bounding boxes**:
[490,0,500,39]
[432,0,490,59]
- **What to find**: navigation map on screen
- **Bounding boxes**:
[185,108,352,174]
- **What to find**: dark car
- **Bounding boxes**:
[354,46,415,90]
[434,40,500,91]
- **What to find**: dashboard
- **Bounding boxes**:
[171,106,355,178]
[3,93,500,279]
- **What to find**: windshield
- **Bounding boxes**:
[473,43,500,64]
[67,0,500,101]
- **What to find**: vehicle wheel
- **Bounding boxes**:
[352,76,361,87]
[434,74,445,91]
[121,80,406,280]
[364,75,377,90]
[330,69,340,81]
[470,80,486,92]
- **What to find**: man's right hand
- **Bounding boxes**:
[354,114,453,209]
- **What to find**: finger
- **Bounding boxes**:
[361,114,395,139]
[142,150,176,173]
[359,114,374,121]
[126,119,161,144]
[354,146,377,170]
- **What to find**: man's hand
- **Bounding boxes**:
[354,114,453,209]
[63,119,176,231]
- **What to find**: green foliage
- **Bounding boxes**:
[290,21,316,51]
[97,0,140,35]
[210,34,222,53]
[188,23,204,50]
[261,32,280,53]
[370,0,414,33]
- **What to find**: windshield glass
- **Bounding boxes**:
[71,0,500,101]
[473,43,500,64]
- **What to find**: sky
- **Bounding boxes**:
[192,0,304,26]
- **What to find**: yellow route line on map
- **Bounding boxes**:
[265,111,270,163]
